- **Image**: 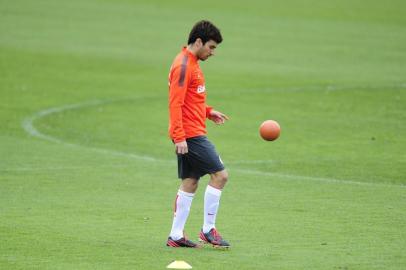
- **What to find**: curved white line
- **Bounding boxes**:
[22,98,169,163]
[21,96,405,189]
[0,164,131,172]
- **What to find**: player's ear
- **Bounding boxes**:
[195,38,203,48]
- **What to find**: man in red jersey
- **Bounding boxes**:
[166,20,230,248]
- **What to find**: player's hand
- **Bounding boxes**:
[209,110,229,125]
[175,140,188,155]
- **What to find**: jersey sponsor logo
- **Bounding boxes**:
[197,85,206,93]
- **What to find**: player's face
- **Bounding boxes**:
[197,40,218,61]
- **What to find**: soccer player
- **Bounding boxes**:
[166,20,230,248]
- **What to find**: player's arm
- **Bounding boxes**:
[206,105,213,118]
[169,63,190,154]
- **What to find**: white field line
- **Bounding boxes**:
[21,97,405,189]
[225,82,406,94]
[227,160,276,165]
[233,168,404,189]
[21,99,168,163]
[0,164,135,172]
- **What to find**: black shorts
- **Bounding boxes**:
[176,136,225,180]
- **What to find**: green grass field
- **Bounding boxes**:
[1,0,405,269]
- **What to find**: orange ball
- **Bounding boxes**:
[259,120,281,141]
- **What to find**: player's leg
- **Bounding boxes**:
[205,170,228,233]
[208,169,228,189]
[204,169,228,234]
[204,170,228,234]
[167,178,200,247]
[167,152,201,248]
[180,177,199,193]
[199,169,230,247]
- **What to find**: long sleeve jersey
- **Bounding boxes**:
[168,47,213,143]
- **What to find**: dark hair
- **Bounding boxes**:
[187,20,223,45]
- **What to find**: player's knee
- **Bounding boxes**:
[181,178,199,193]
[221,171,229,183]
[215,170,228,184]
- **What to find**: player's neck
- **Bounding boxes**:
[186,45,199,59]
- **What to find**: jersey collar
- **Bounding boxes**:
[182,46,198,62]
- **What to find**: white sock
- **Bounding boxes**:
[169,190,195,240]
[203,185,222,233]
